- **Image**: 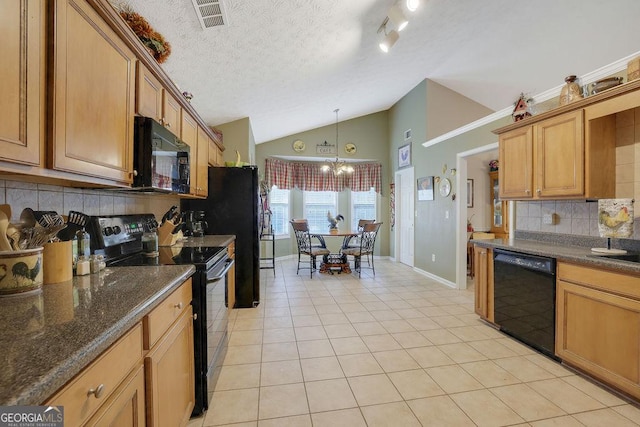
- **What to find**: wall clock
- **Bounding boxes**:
[439,178,452,197]
[344,143,357,154]
[292,140,305,152]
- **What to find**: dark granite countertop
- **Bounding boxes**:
[0,264,195,406]
[472,237,640,274]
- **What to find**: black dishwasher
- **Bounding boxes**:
[493,249,558,360]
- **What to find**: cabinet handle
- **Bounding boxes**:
[174,302,183,310]
[87,384,105,399]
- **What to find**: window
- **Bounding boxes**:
[269,186,290,236]
[351,189,377,230]
[304,191,338,233]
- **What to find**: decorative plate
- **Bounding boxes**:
[292,140,305,152]
[344,143,357,154]
[439,178,452,197]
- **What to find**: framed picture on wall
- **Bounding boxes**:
[398,144,411,168]
[467,179,474,208]
[417,176,434,201]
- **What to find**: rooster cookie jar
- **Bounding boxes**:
[0,248,44,296]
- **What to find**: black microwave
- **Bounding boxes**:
[133,117,190,194]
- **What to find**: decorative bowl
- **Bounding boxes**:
[0,248,44,296]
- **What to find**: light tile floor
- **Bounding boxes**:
[188,258,640,427]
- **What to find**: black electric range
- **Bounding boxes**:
[86,214,231,416]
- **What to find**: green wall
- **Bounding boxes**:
[216,117,254,165]
[256,111,390,258]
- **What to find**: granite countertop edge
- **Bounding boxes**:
[5,265,196,407]
[472,238,640,274]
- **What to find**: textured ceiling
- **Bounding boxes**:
[120,0,640,144]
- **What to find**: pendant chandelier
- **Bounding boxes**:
[322,108,354,176]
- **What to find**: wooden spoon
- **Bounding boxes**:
[0,209,12,251]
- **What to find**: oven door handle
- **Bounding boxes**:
[207,258,234,282]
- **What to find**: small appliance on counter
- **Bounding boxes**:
[183,210,208,237]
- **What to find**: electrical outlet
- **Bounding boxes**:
[542,213,556,225]
[432,254,436,262]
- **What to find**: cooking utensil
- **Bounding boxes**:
[161,206,178,224]
[37,212,65,228]
[18,224,66,249]
[20,208,38,229]
[0,209,12,251]
[57,210,89,241]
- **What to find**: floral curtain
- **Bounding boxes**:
[265,158,382,194]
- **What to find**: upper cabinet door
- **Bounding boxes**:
[136,61,163,123]
[499,126,533,199]
[0,0,45,166]
[535,110,584,198]
[162,91,182,137]
[196,126,209,197]
[50,0,136,184]
[180,110,198,196]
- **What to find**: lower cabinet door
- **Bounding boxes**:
[556,279,640,399]
[145,307,195,427]
[86,365,146,427]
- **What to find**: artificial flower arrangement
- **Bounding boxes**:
[117,4,171,63]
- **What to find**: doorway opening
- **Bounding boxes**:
[455,143,503,289]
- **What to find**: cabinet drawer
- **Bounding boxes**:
[228,241,235,257]
[45,323,143,426]
[144,278,192,349]
[558,262,640,300]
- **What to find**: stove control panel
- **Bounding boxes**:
[87,214,158,249]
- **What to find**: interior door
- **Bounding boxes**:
[396,167,414,267]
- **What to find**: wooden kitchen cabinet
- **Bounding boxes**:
[473,246,494,323]
[195,126,210,197]
[0,0,45,167]
[45,323,144,426]
[136,61,164,123]
[144,279,194,427]
[496,109,614,200]
[181,111,198,197]
[85,365,146,427]
[208,142,224,166]
[556,262,640,400]
[162,91,182,137]
[50,0,136,185]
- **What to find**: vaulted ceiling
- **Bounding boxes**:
[122,0,640,143]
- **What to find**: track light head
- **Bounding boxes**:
[388,4,408,31]
[379,29,399,53]
[406,0,420,12]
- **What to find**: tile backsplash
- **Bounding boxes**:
[0,179,180,222]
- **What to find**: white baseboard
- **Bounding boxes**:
[412,267,457,289]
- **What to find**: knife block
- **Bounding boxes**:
[158,222,182,246]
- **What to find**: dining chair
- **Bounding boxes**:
[341,219,375,264]
[341,222,382,278]
[290,220,330,278]
[291,218,327,248]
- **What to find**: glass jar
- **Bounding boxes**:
[559,75,583,105]
[142,232,159,256]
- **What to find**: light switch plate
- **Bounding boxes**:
[542,213,556,225]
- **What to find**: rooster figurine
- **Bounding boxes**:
[327,211,344,230]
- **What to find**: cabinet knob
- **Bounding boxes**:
[536,188,541,194]
[174,302,183,310]
[165,122,171,128]
[160,117,165,125]
[132,169,138,177]
[525,189,531,194]
[193,313,198,320]
[88,384,105,399]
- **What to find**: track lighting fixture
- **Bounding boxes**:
[379,28,399,53]
[406,0,420,12]
[387,4,408,31]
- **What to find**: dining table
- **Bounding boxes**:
[312,229,359,274]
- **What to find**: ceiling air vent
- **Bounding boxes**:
[191,0,228,29]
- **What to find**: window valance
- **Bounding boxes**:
[265,158,382,194]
